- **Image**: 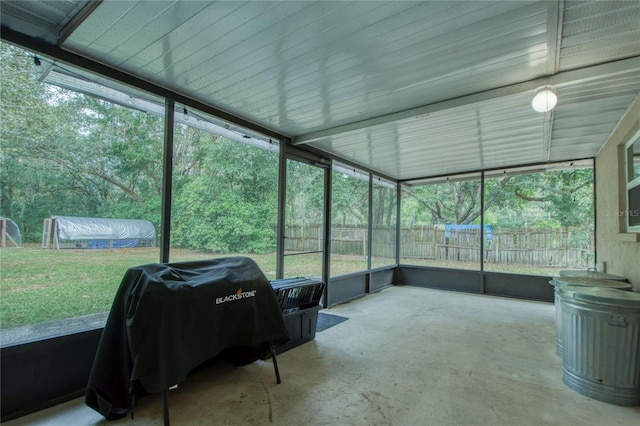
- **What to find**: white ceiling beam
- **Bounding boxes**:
[541,0,563,163]
[293,56,640,146]
[58,1,104,46]
[546,0,564,75]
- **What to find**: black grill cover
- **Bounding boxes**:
[85,257,290,420]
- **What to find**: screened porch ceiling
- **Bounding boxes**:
[2,0,640,182]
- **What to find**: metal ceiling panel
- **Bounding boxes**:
[559,1,640,71]
[211,1,551,134]
[308,91,546,180]
[0,0,89,43]
[62,1,553,137]
[549,71,640,162]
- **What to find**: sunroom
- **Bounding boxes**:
[1,1,639,424]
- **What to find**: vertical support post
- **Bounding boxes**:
[480,171,486,294]
[160,99,175,263]
[592,159,597,269]
[322,164,332,308]
[276,145,287,279]
[367,173,373,291]
[368,174,373,268]
[395,183,401,266]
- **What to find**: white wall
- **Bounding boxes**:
[595,94,640,290]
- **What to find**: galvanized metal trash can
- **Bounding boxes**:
[550,275,631,356]
[560,286,640,406]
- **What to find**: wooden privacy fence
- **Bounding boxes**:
[285,224,397,258]
[285,224,594,268]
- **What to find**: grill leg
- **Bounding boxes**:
[163,390,170,426]
[271,344,281,384]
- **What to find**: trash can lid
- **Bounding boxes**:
[561,285,640,308]
[559,270,627,281]
[551,276,632,290]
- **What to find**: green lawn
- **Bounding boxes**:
[0,246,376,329]
[401,257,561,276]
[0,246,557,330]
[1,246,161,329]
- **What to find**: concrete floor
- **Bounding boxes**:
[6,286,640,426]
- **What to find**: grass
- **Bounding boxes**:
[1,246,160,329]
[0,245,559,330]
[0,246,369,329]
[401,257,562,276]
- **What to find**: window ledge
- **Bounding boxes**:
[616,233,640,242]
[0,312,107,347]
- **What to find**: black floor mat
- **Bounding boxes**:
[316,312,348,332]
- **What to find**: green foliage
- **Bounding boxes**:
[173,187,275,253]
[372,182,397,227]
[285,160,325,225]
[402,179,484,225]
[485,169,594,230]
[1,45,73,238]
[1,43,165,240]
[402,169,593,231]
[171,137,279,253]
[332,169,369,226]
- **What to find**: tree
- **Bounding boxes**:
[1,43,86,239]
[402,178,489,225]
[331,170,368,226]
[0,54,166,237]
[285,160,325,226]
[372,181,397,227]
[401,169,593,228]
[171,136,279,253]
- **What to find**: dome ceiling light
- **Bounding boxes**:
[531,87,558,113]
